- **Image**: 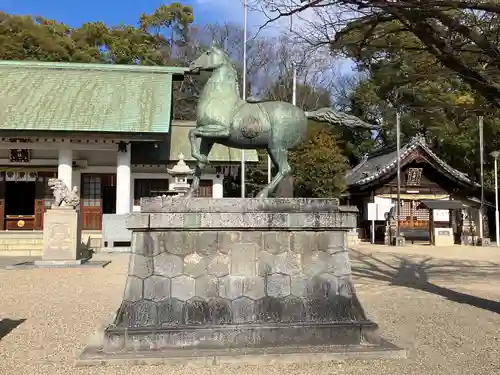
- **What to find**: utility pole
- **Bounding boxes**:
[396,110,401,244]
[241,0,248,197]
[479,116,484,244]
[491,151,500,247]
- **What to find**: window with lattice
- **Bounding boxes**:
[82,175,102,207]
[406,168,423,185]
[398,200,429,228]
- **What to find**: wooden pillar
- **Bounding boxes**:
[429,209,435,246]
[0,173,5,231]
[34,178,45,230]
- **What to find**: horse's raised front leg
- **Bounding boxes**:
[186,138,214,198]
[256,146,292,199]
[189,125,230,164]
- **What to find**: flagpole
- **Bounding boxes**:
[268,1,298,184]
[241,0,248,197]
[396,110,401,243]
[290,5,297,106]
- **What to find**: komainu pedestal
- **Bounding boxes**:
[36,208,83,266]
[78,198,404,365]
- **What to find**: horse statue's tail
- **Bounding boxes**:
[305,108,377,129]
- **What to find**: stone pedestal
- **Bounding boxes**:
[433,228,454,246]
[36,208,83,266]
[78,198,404,365]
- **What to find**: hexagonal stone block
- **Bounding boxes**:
[207,298,232,324]
[242,276,265,300]
[314,231,333,252]
[263,232,291,254]
[131,232,157,256]
[302,251,329,276]
[290,275,310,298]
[184,252,207,278]
[240,231,263,246]
[118,300,157,328]
[327,250,351,277]
[123,276,143,302]
[207,253,230,277]
[257,250,275,276]
[184,298,210,324]
[231,243,258,276]
[144,275,171,301]
[280,295,306,323]
[218,232,240,254]
[232,297,256,323]
[256,296,282,322]
[219,275,244,300]
[325,231,347,253]
[149,232,168,255]
[274,252,301,275]
[154,253,183,278]
[338,276,353,298]
[157,298,184,326]
[164,231,193,256]
[309,273,339,298]
[129,254,154,279]
[192,232,219,256]
[290,232,311,254]
[266,274,291,298]
[171,275,195,301]
[195,275,218,299]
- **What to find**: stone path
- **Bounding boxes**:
[0,245,499,375]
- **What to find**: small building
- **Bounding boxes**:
[0,61,257,248]
[344,134,491,245]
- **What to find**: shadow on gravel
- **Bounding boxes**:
[0,318,26,340]
[350,249,500,315]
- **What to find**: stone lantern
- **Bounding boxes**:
[166,153,194,196]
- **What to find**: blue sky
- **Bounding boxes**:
[1,0,257,29]
[1,0,356,84]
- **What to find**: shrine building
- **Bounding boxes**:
[344,134,493,246]
[0,61,256,255]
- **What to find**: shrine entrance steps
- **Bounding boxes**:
[0,230,102,257]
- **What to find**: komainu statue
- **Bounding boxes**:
[47,178,80,209]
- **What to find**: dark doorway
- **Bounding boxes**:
[5,182,36,215]
[102,185,116,214]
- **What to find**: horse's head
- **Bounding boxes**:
[189,42,229,72]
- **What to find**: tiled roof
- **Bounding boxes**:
[0,61,189,133]
[346,134,479,188]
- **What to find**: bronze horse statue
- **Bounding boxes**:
[187,43,375,198]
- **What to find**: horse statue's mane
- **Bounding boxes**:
[211,45,278,104]
[214,46,241,98]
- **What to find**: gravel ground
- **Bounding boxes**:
[0,245,499,375]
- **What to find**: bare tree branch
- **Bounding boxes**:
[254,0,500,109]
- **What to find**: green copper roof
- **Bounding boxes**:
[170,121,259,163]
[0,61,189,133]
